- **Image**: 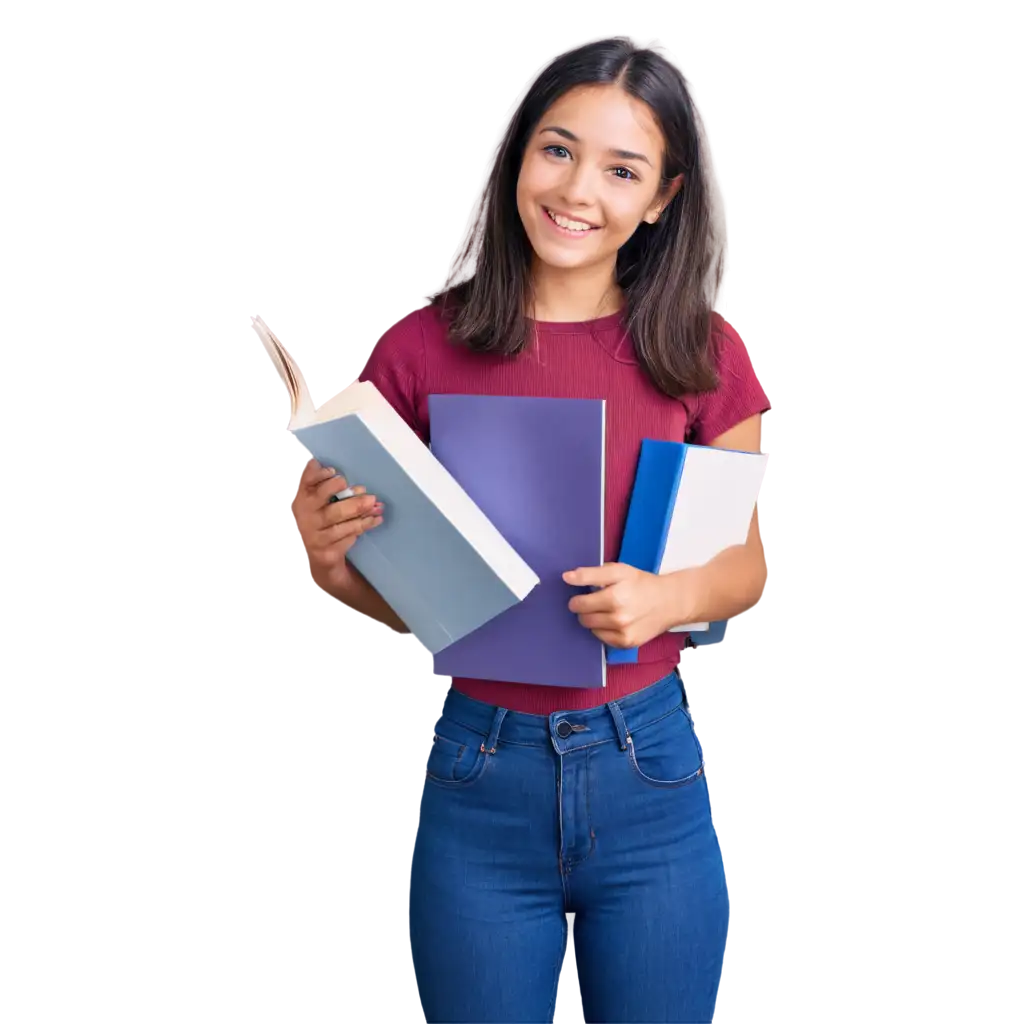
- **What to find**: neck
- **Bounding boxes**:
[527,256,624,322]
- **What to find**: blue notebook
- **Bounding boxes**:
[607,440,768,664]
[430,394,607,688]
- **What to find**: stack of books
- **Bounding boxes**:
[253,316,767,687]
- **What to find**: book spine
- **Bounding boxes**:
[606,441,687,665]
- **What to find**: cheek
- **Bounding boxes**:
[516,160,542,221]
[518,156,560,204]
[601,193,649,241]
[515,177,529,220]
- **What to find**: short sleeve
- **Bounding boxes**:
[687,317,771,446]
[357,309,428,443]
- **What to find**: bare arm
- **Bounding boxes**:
[313,560,410,634]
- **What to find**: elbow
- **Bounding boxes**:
[746,549,767,609]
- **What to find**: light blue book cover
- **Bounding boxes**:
[294,418,535,653]
[252,315,538,654]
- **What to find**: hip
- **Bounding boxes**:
[421,669,715,829]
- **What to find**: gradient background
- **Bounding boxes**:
[2,2,1018,1021]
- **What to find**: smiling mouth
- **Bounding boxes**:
[543,207,600,233]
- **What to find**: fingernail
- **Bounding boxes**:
[372,502,384,513]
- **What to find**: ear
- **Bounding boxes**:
[643,174,685,224]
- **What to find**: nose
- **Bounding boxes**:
[558,161,598,209]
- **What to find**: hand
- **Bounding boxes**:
[292,459,383,593]
[563,562,677,649]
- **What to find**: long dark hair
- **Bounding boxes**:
[430,36,727,398]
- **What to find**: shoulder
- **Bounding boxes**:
[356,299,456,440]
[356,303,452,385]
[708,312,755,373]
[688,312,771,446]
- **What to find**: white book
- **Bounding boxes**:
[251,315,539,653]
[659,445,769,631]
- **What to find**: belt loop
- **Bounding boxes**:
[607,701,630,751]
[481,706,508,755]
[672,665,689,709]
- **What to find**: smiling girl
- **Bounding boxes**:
[291,37,770,1024]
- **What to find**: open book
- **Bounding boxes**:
[251,315,539,653]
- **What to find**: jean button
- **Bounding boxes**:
[555,720,573,739]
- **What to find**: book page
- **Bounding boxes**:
[250,309,391,425]
[661,447,767,633]
[250,316,317,428]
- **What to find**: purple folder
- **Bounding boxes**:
[429,394,606,688]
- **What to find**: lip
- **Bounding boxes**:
[542,206,601,236]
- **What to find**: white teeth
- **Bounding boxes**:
[548,210,593,232]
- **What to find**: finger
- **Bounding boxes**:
[300,459,336,489]
[576,612,625,631]
[313,475,362,506]
[567,586,620,615]
[311,505,380,544]
[591,628,630,648]
[320,493,379,526]
[317,514,383,546]
[311,516,363,550]
[292,501,339,552]
[563,563,627,588]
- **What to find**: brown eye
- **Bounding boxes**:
[613,167,637,181]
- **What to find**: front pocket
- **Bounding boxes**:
[424,720,489,787]
[626,706,705,789]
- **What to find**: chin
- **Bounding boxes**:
[532,246,592,271]
[525,231,593,269]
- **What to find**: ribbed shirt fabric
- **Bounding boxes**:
[358,303,770,715]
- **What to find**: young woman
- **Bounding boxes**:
[291,37,770,1024]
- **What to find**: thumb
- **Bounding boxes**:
[562,563,627,588]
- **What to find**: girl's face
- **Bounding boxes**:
[516,84,680,276]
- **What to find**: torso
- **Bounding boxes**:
[414,305,696,715]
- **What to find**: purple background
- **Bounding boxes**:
[2,9,1024,1024]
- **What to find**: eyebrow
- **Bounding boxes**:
[539,126,652,168]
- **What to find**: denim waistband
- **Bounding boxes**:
[438,670,688,755]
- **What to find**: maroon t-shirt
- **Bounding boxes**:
[359,303,770,715]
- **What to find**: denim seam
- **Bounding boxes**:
[560,747,597,874]
[554,735,616,755]
[627,739,705,789]
[424,742,491,788]
[622,702,688,739]
[624,707,705,788]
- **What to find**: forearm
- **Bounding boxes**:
[664,542,767,627]
[315,563,410,634]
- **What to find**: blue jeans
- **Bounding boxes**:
[409,670,729,1023]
